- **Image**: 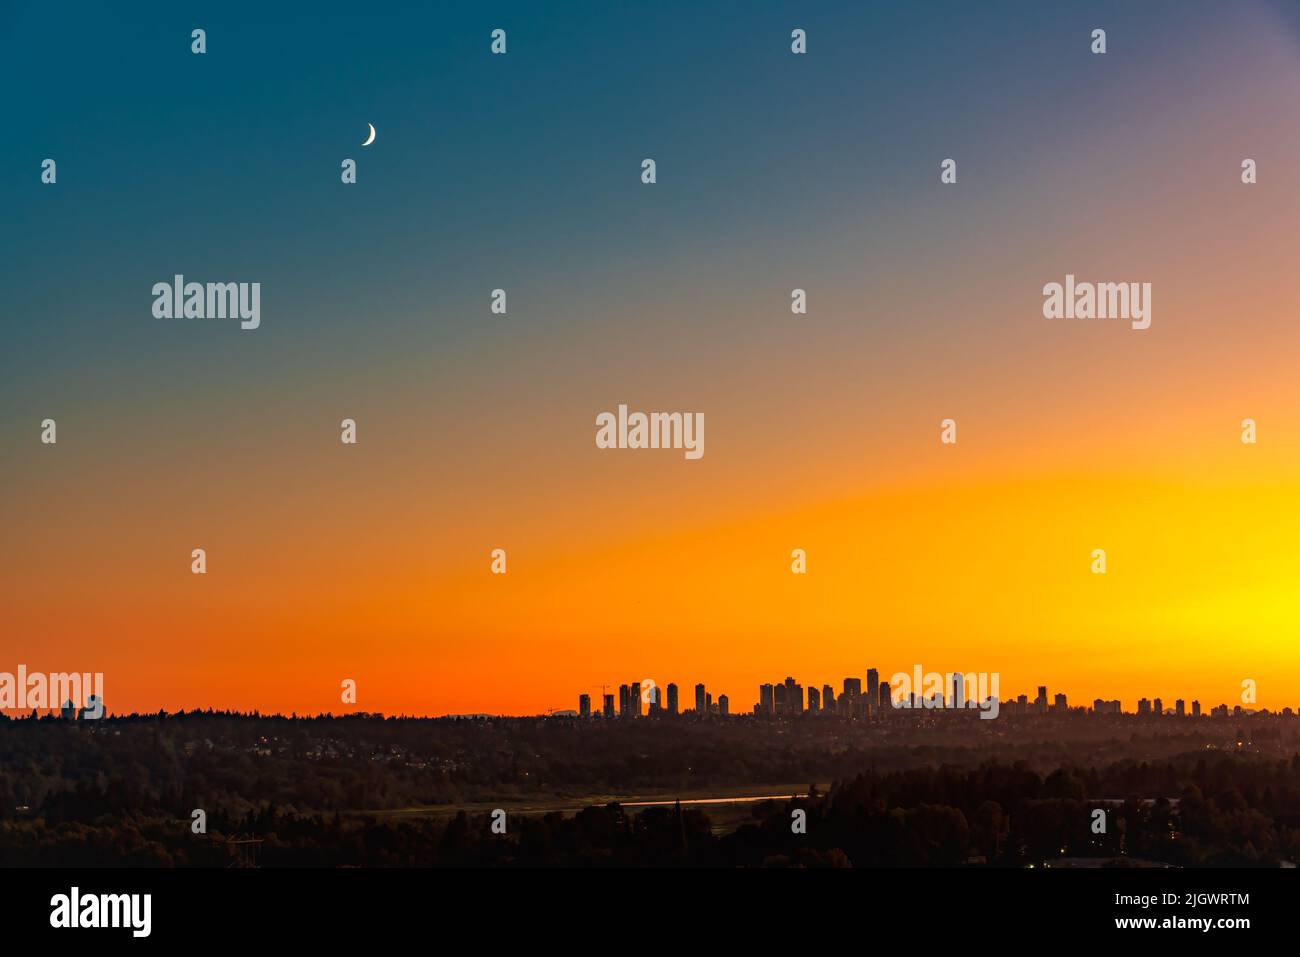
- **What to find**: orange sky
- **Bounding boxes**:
[7,384,1300,715]
[6,4,1300,717]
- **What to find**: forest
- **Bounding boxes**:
[1,711,1296,866]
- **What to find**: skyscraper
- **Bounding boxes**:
[667,683,679,715]
[578,694,591,718]
[694,683,706,715]
[759,683,774,717]
[603,694,615,718]
[1035,686,1048,713]
[718,694,729,717]
[807,686,821,713]
[783,677,802,715]
[866,668,879,701]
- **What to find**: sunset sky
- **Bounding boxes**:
[4,0,1300,716]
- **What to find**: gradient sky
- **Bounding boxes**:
[4,1,1300,716]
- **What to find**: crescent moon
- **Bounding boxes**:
[362,123,376,146]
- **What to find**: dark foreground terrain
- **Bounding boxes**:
[2,710,1298,866]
